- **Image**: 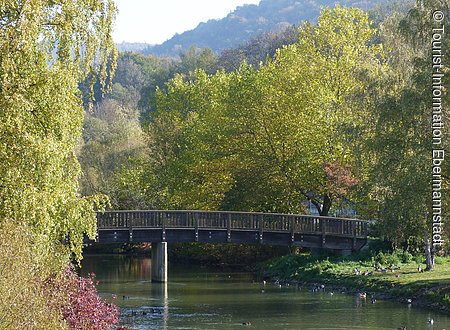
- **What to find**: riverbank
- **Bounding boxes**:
[264,250,450,314]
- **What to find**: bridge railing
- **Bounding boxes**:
[97,210,367,238]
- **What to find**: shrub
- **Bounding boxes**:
[372,250,413,267]
[0,222,66,329]
[55,268,120,330]
[374,251,388,265]
[413,254,425,264]
[0,221,122,330]
[397,250,413,263]
[434,256,446,265]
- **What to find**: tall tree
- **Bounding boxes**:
[149,70,235,210]
[226,6,383,215]
[79,100,151,209]
[366,0,449,268]
[0,0,117,263]
[148,7,384,216]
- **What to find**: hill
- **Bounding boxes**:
[143,0,391,56]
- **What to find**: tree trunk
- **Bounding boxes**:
[424,238,434,271]
[311,194,333,216]
[319,194,332,216]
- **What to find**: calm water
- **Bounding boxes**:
[81,255,450,330]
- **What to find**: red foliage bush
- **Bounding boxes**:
[58,268,120,330]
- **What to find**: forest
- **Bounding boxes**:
[0,0,448,328]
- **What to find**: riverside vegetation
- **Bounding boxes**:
[265,247,450,312]
[87,1,449,310]
[0,1,124,329]
[0,0,449,328]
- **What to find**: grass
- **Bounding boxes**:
[264,249,450,311]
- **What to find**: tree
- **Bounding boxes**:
[148,70,236,210]
[113,52,175,114]
[79,100,152,210]
[148,7,384,216]
[224,6,383,215]
[0,0,117,266]
[177,46,219,76]
[0,0,118,326]
[366,0,449,268]
[218,26,299,72]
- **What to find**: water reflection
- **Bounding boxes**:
[82,255,151,282]
[81,255,450,330]
[161,283,168,330]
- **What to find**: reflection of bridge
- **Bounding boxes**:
[93,210,368,282]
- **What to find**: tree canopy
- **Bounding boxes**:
[147,6,384,216]
[0,0,117,263]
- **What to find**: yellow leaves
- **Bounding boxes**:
[0,222,68,329]
[148,5,385,214]
[0,0,117,263]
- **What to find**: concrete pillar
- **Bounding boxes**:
[151,242,168,283]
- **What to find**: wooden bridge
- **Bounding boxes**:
[93,210,368,282]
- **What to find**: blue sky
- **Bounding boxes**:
[113,0,261,44]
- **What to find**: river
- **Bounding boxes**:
[81,255,450,329]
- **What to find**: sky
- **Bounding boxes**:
[113,0,261,45]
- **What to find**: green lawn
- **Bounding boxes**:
[265,252,450,310]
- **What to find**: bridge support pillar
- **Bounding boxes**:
[151,242,167,283]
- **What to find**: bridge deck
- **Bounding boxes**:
[95,210,368,250]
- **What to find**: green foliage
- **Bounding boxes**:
[372,250,414,266]
[149,69,236,209]
[0,1,117,326]
[434,256,447,265]
[0,222,67,329]
[79,101,152,209]
[147,6,383,215]
[0,222,122,329]
[363,0,449,252]
[115,52,175,114]
[0,0,117,262]
[177,47,218,76]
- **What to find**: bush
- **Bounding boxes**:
[0,221,122,330]
[434,256,446,265]
[54,268,120,330]
[413,254,425,264]
[374,251,388,265]
[397,250,413,263]
[0,222,66,329]
[372,250,413,267]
